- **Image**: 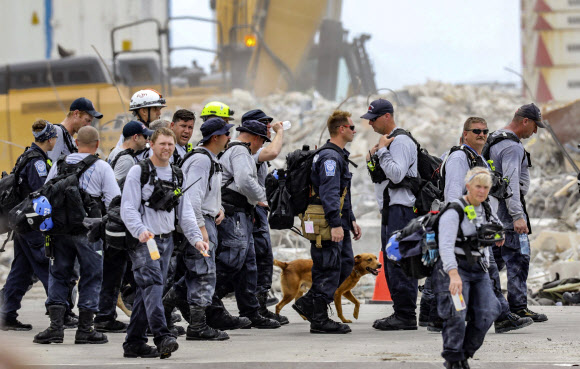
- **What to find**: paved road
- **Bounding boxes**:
[0,285,579,368]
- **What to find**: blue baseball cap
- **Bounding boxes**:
[515,103,545,128]
[70,97,103,119]
[361,99,394,120]
[122,121,154,138]
[200,117,234,143]
[236,120,271,142]
[242,109,273,123]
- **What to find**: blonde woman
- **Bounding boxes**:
[432,167,504,369]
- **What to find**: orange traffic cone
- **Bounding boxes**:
[368,252,392,304]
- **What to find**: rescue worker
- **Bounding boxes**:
[433,167,502,369]
[292,110,361,334]
[47,97,103,162]
[206,120,280,330]
[200,101,235,122]
[487,103,548,323]
[242,109,288,325]
[168,117,233,341]
[363,99,419,331]
[34,126,120,345]
[120,127,208,359]
[150,119,171,131]
[93,121,153,333]
[440,117,533,334]
[169,109,196,161]
[0,120,57,331]
[130,89,166,126]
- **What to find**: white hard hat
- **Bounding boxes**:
[129,89,167,111]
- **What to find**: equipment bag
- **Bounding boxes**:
[299,188,347,248]
[0,149,46,234]
[9,155,100,235]
[267,169,295,230]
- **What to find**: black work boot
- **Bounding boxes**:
[123,343,160,358]
[257,291,289,325]
[95,319,128,333]
[494,312,533,333]
[157,335,179,359]
[1,317,32,331]
[242,311,281,329]
[163,287,191,325]
[206,300,252,330]
[64,310,78,329]
[564,291,580,304]
[513,308,548,323]
[74,309,108,344]
[292,295,314,322]
[461,358,471,369]
[443,360,463,369]
[373,313,417,331]
[427,317,444,333]
[34,305,65,344]
[186,305,229,341]
[310,297,351,334]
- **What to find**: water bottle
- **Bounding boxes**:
[147,237,160,260]
[270,121,291,133]
[519,233,530,256]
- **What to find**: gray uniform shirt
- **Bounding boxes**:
[182,147,222,228]
[375,128,418,208]
[488,129,530,222]
[45,153,120,208]
[253,148,268,187]
[438,199,497,273]
[47,125,76,163]
[220,141,266,205]
[107,146,137,181]
[443,146,488,203]
[120,164,202,245]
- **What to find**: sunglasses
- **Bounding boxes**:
[343,125,355,131]
[370,116,379,122]
[225,131,230,136]
[465,129,489,135]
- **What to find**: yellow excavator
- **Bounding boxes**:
[0,0,377,172]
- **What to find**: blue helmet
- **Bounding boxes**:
[386,233,401,262]
[32,196,53,231]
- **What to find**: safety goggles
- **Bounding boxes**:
[465,128,489,135]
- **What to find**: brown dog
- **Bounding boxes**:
[273,253,381,323]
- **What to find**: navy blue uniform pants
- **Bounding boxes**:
[492,231,530,312]
[213,211,259,316]
[252,206,273,295]
[1,232,49,320]
[47,234,103,312]
[487,248,510,320]
[95,247,127,323]
[432,258,500,362]
[381,205,418,320]
[182,216,217,307]
[124,236,174,347]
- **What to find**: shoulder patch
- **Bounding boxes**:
[34,161,48,177]
[324,160,336,176]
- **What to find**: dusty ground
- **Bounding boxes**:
[0,284,579,368]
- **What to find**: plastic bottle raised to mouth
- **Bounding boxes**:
[270,121,291,133]
[147,237,160,260]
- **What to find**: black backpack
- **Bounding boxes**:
[482,130,531,168]
[266,169,295,230]
[54,124,78,154]
[439,145,488,191]
[0,149,47,235]
[9,155,101,235]
[108,148,137,170]
[179,148,221,191]
[384,129,443,215]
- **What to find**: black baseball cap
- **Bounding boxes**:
[122,121,154,138]
[515,103,545,128]
[70,97,103,119]
[200,117,234,143]
[236,120,271,142]
[242,109,273,123]
[361,99,394,120]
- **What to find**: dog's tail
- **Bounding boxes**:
[273,259,289,270]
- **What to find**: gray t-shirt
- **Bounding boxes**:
[47,125,76,163]
[253,148,268,187]
[120,163,202,245]
[107,146,138,181]
[220,141,266,205]
[45,153,120,208]
[375,128,417,208]
[182,147,222,227]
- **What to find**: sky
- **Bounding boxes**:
[170,0,522,91]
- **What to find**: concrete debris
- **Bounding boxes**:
[1,81,579,304]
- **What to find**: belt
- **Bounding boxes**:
[158,233,172,239]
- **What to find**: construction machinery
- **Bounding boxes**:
[0,0,377,172]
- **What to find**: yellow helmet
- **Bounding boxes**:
[201,101,235,120]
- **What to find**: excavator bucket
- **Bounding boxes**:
[543,99,580,145]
